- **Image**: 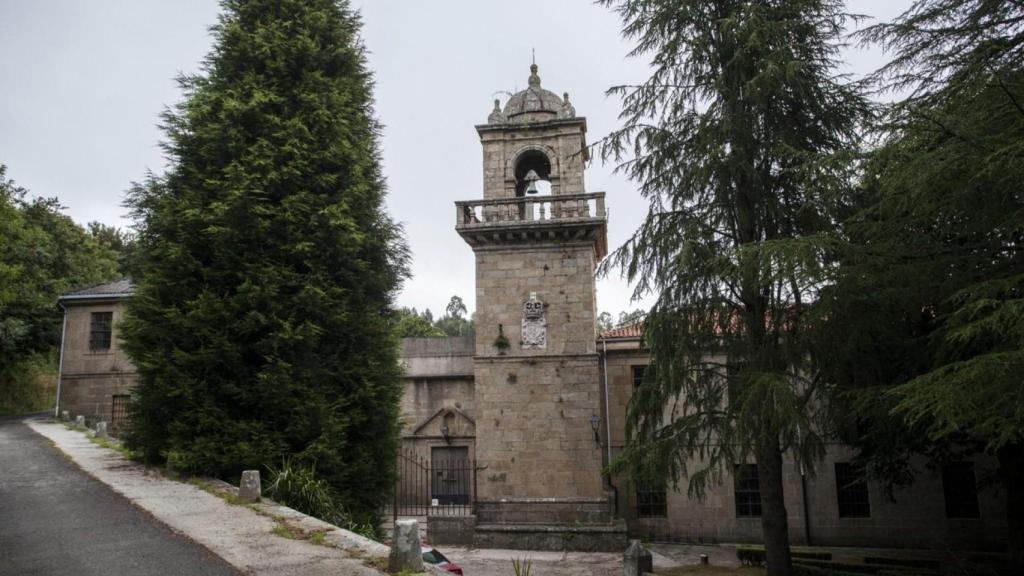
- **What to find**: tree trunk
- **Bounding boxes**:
[1000,443,1024,574]
[757,438,793,576]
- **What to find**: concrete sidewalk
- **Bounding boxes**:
[25,418,388,576]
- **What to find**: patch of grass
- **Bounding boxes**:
[188,478,249,506]
[363,556,389,572]
[272,521,300,539]
[88,435,138,459]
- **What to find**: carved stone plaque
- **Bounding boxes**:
[521,292,546,349]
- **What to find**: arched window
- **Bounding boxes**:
[513,150,552,196]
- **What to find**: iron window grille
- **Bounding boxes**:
[942,462,981,519]
[111,394,130,432]
[89,312,113,351]
[734,464,761,517]
[636,485,667,518]
[835,463,871,518]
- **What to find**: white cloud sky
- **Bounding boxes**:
[0,0,911,316]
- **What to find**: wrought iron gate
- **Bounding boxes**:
[392,448,475,518]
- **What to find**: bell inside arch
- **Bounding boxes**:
[523,169,541,195]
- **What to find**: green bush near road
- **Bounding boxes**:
[0,353,56,416]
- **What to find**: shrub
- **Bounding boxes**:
[864,557,941,571]
[264,459,378,540]
[0,352,56,416]
[793,558,936,575]
[793,564,872,576]
[737,546,766,566]
[737,546,833,567]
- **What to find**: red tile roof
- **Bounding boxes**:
[599,322,643,340]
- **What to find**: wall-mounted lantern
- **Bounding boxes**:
[590,414,601,444]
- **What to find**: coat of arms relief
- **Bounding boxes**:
[521,292,547,349]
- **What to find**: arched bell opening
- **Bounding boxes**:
[514,150,553,197]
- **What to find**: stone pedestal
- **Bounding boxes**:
[623,539,653,576]
[238,470,261,503]
[389,519,424,572]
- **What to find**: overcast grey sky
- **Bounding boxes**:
[0,0,911,316]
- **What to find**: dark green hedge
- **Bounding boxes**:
[736,546,833,566]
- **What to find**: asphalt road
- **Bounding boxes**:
[0,415,239,576]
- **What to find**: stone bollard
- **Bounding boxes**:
[75,415,85,428]
[95,421,108,439]
[388,519,424,573]
[238,470,261,503]
[61,410,69,422]
[623,539,653,576]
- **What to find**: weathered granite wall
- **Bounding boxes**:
[58,300,137,425]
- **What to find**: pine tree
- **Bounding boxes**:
[121,0,408,527]
[598,2,869,574]
[822,1,1024,569]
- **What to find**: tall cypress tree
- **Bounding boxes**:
[598,2,869,574]
[121,0,408,526]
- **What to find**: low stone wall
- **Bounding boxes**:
[476,496,612,524]
[427,515,476,546]
[474,520,628,552]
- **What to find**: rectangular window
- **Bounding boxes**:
[631,365,647,389]
[89,312,113,351]
[943,462,980,518]
[734,464,761,517]
[835,463,871,518]
[636,485,667,518]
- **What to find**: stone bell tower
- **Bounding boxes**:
[456,63,623,549]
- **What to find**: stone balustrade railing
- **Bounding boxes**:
[455,192,606,229]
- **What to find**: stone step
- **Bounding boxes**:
[473,520,627,552]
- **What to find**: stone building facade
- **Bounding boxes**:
[599,325,1008,551]
[54,64,1008,555]
[55,279,137,431]
[396,63,1009,553]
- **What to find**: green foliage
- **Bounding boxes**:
[615,309,645,329]
[597,311,613,333]
[821,3,1024,569]
[789,558,937,576]
[120,0,407,530]
[87,222,137,278]
[0,165,123,415]
[790,564,872,576]
[738,547,834,567]
[738,546,768,567]
[263,459,377,539]
[863,558,940,571]
[511,556,533,576]
[393,295,474,338]
[598,1,869,573]
[493,324,510,354]
[394,307,445,337]
[0,352,57,416]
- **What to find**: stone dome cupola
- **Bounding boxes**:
[490,63,576,124]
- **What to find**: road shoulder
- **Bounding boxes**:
[24,417,389,576]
